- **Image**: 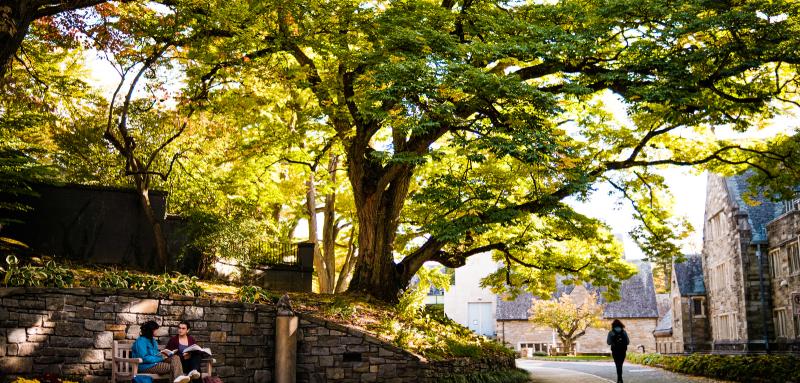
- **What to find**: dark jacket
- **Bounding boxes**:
[606,329,630,351]
[166,335,197,353]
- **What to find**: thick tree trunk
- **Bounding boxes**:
[0,1,33,81]
[346,197,404,301]
[346,169,415,301]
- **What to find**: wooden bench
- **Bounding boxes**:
[112,340,214,382]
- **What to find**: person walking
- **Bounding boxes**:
[606,319,630,383]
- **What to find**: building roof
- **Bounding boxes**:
[724,172,784,243]
[653,309,673,337]
[674,254,706,296]
[656,293,670,318]
[602,261,659,318]
[496,292,534,321]
[496,261,659,320]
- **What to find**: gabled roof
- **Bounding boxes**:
[603,261,659,318]
[496,292,534,321]
[496,261,659,320]
[653,309,673,337]
[674,254,705,296]
[724,172,784,243]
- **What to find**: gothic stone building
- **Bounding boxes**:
[496,261,658,354]
[654,254,711,353]
[703,172,783,352]
[765,197,800,351]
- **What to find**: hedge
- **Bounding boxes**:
[627,353,800,382]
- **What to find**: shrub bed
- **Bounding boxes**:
[627,353,800,382]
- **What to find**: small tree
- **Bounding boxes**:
[529,292,604,355]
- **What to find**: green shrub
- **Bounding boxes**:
[0,255,74,287]
[237,285,280,304]
[628,353,800,382]
[87,269,203,297]
[437,368,530,383]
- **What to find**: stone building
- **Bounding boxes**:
[765,197,800,351]
[702,172,782,352]
[654,254,711,353]
[496,261,659,355]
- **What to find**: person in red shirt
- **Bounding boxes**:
[166,321,204,380]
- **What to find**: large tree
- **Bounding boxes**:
[167,0,800,302]
[11,0,800,301]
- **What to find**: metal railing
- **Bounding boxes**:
[227,241,298,267]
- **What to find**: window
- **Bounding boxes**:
[692,297,705,318]
[714,313,739,340]
[519,342,549,352]
[712,262,732,292]
[788,242,800,275]
[783,198,800,213]
[774,309,788,338]
[674,297,681,324]
[707,212,724,240]
[769,249,785,279]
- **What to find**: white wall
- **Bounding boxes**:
[444,252,500,337]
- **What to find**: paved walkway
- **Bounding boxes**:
[517,359,732,383]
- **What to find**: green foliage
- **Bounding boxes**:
[7,0,800,304]
[88,269,203,297]
[236,285,280,304]
[0,255,74,288]
[396,266,451,322]
[627,353,800,383]
[377,300,514,361]
[436,368,531,383]
[321,295,359,319]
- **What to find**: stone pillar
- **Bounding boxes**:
[275,294,297,383]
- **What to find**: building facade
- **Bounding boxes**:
[443,252,499,337]
[702,173,783,352]
[765,198,800,351]
[654,254,711,353]
[496,261,659,355]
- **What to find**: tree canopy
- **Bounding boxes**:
[2,0,800,302]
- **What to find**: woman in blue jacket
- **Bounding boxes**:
[131,321,190,383]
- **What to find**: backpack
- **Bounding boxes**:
[612,331,626,347]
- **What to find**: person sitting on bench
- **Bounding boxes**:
[166,321,204,380]
[131,320,190,383]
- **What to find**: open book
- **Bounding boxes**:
[184,344,212,355]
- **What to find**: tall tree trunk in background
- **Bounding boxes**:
[334,225,357,293]
[321,155,338,293]
[306,171,333,293]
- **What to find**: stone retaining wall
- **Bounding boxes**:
[0,288,515,383]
